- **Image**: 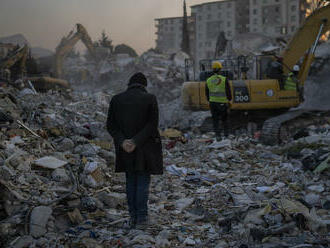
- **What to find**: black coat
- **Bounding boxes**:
[106,85,163,175]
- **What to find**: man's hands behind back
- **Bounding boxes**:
[122,139,136,153]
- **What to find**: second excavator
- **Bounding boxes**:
[54,23,98,78]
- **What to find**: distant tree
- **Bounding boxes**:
[98,30,113,53]
[301,0,330,15]
[113,44,138,57]
[181,0,190,55]
[301,0,330,40]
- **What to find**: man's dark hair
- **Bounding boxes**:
[128,72,147,87]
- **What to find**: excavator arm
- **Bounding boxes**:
[281,4,330,82]
[54,23,97,78]
[0,44,28,73]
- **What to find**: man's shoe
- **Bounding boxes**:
[123,217,136,229]
[135,217,149,230]
[135,220,148,230]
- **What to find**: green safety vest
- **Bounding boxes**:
[284,72,297,91]
[206,74,228,103]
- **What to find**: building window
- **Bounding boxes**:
[199,42,203,48]
[282,26,287,34]
[227,2,231,8]
[291,26,296,32]
[207,5,211,10]
[275,16,280,24]
[253,0,257,4]
[253,9,257,15]
[275,26,281,33]
[227,21,231,27]
[291,5,297,12]
[227,31,232,37]
[207,14,212,20]
[198,16,202,21]
[275,6,280,13]
[170,27,174,31]
[291,15,296,22]
[218,12,222,19]
[218,4,221,9]
[253,18,257,25]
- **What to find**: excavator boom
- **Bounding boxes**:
[55,23,97,78]
[281,5,330,75]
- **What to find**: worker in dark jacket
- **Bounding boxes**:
[106,72,163,229]
[205,61,232,140]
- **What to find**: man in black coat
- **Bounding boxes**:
[106,72,163,228]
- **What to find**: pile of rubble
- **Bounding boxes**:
[0,77,329,247]
[65,49,205,130]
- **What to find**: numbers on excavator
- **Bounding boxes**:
[234,87,250,103]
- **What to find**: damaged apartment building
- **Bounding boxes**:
[155,0,305,64]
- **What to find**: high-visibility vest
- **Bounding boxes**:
[206,74,228,103]
[284,72,297,91]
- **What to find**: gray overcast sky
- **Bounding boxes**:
[0,0,220,54]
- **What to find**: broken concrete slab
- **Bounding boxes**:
[30,206,52,238]
[34,156,67,169]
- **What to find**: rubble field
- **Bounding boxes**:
[0,45,330,247]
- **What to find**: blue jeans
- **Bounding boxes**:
[125,172,151,223]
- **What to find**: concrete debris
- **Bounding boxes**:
[0,45,330,247]
[34,156,68,169]
[29,206,53,238]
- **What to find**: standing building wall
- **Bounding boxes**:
[155,17,183,54]
[249,0,301,36]
[154,0,304,67]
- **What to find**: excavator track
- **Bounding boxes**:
[261,110,330,145]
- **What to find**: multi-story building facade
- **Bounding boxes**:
[249,0,302,36]
[191,0,251,63]
[155,16,195,55]
[155,17,183,54]
[155,0,303,64]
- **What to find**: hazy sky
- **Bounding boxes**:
[0,0,220,54]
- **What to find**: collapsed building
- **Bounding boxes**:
[0,5,330,247]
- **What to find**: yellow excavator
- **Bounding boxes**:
[182,5,330,144]
[54,23,98,78]
[0,44,70,91]
[0,44,28,80]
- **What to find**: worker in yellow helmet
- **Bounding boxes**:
[205,61,232,140]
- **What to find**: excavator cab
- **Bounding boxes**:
[199,58,236,81]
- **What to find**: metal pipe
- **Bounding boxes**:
[311,20,327,54]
